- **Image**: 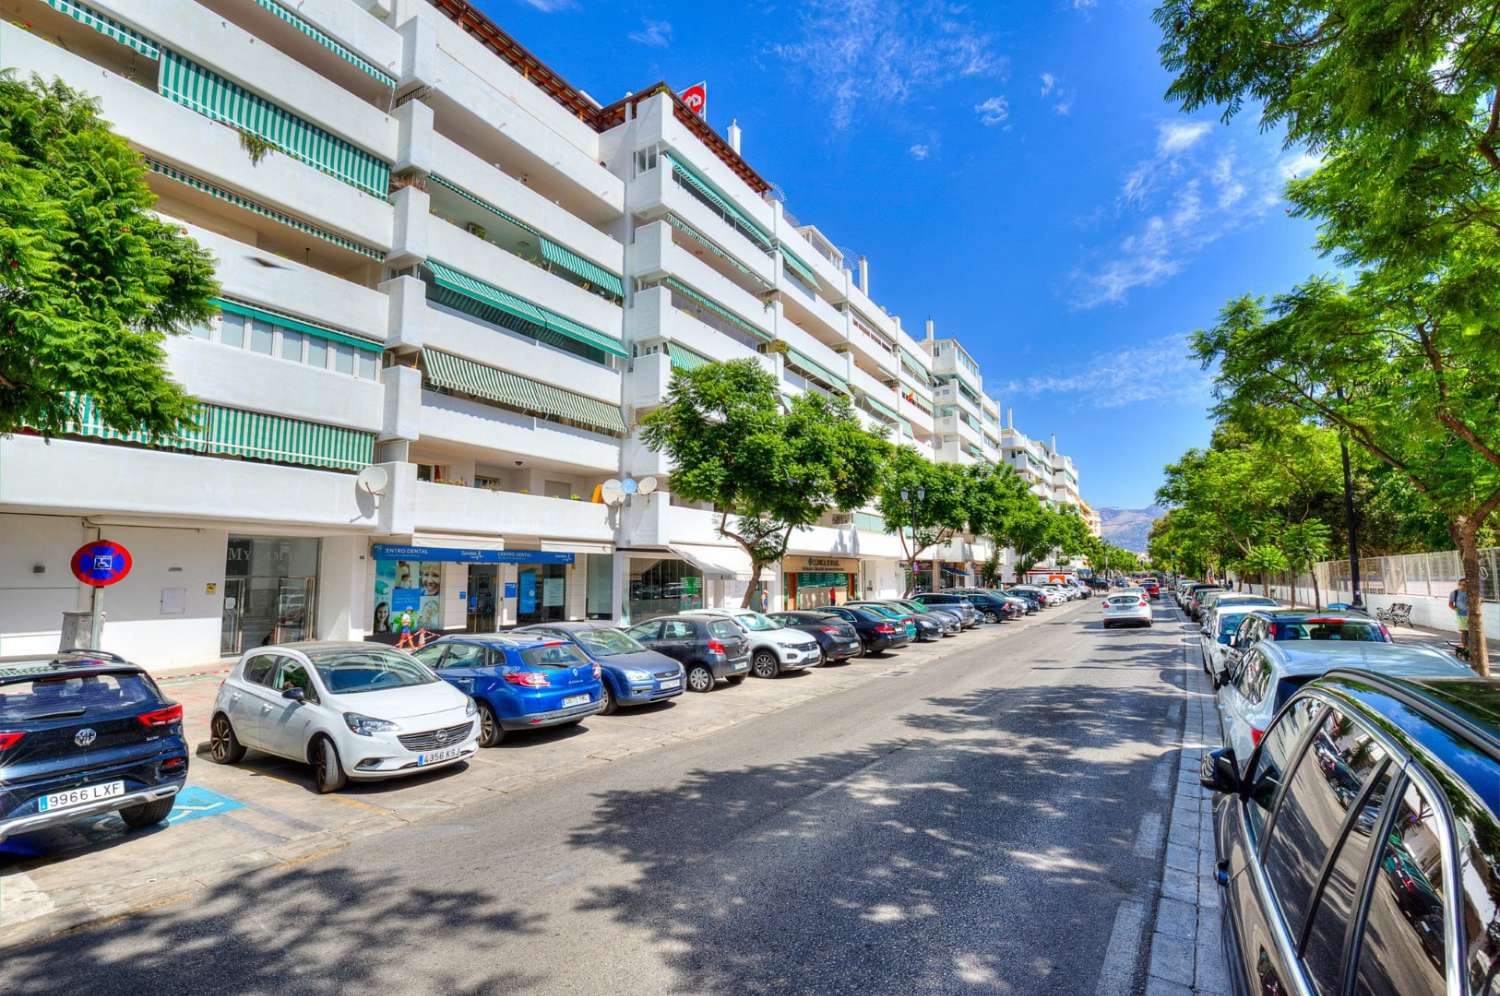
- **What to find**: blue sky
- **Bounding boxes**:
[478,0,1327,508]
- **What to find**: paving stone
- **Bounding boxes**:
[1148,929,1196,986]
[1165,842,1197,874]
[1155,895,1197,939]
[1162,866,1198,903]
[1144,976,1194,996]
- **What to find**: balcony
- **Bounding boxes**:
[419,391,620,473]
[630,165,777,287]
[628,287,771,369]
[414,482,613,541]
[633,223,776,341]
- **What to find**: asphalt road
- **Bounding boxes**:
[0,599,1188,995]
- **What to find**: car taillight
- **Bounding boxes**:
[820,626,842,635]
[1378,624,1391,640]
[706,639,727,655]
[0,731,25,750]
[1139,599,1148,607]
[1250,727,1265,747]
[136,704,183,728]
[504,671,550,688]
[875,623,896,634]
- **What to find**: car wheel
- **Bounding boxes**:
[817,647,830,666]
[983,611,1000,624]
[687,664,715,692]
[599,682,618,715]
[119,797,175,829]
[312,736,347,794]
[725,674,746,686]
[751,650,779,679]
[477,702,504,747]
[209,713,246,765]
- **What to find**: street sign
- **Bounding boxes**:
[70,540,132,588]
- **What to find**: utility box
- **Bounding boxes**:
[59,610,100,651]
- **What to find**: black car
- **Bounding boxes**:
[854,601,947,642]
[624,615,751,692]
[945,588,1023,623]
[881,599,964,637]
[1200,669,1500,996]
[818,606,913,655]
[1000,588,1043,613]
[765,611,863,664]
[0,651,187,840]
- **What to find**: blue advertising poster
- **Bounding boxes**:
[504,582,518,599]
[518,574,537,615]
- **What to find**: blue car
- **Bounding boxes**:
[1,650,187,842]
[515,622,685,714]
[411,635,604,746]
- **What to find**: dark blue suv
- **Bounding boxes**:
[0,651,187,841]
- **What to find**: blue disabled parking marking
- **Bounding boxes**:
[165,785,244,826]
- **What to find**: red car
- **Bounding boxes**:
[1142,580,1161,599]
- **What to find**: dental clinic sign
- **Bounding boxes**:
[71,540,133,587]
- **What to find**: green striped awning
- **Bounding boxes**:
[426,260,626,359]
[785,348,848,393]
[430,173,535,233]
[40,0,159,59]
[898,417,914,436]
[251,0,396,87]
[862,394,901,423]
[665,213,770,287]
[899,347,929,380]
[65,395,373,471]
[422,348,625,436]
[538,237,624,297]
[779,246,818,287]
[158,50,390,199]
[661,151,773,251]
[143,158,384,259]
[663,278,770,342]
[667,343,714,372]
[212,298,383,352]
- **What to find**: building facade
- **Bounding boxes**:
[0,0,1093,669]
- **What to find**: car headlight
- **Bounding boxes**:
[624,669,651,682]
[344,712,398,737]
[465,696,477,717]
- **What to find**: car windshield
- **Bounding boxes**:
[860,605,903,619]
[573,629,645,656]
[707,620,742,640]
[519,644,591,668]
[1272,620,1387,642]
[305,648,437,694]
[1219,614,1251,635]
[0,672,156,721]
[734,613,778,632]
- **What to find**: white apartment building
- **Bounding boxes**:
[0,0,1077,670]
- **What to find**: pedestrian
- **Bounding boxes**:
[1449,578,1470,650]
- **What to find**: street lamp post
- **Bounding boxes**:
[900,486,926,592]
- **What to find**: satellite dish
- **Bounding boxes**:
[601,480,626,506]
[622,477,639,495]
[356,465,390,496]
[638,476,658,496]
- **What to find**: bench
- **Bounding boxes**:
[1376,603,1413,627]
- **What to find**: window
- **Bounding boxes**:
[221,311,246,348]
[243,654,278,687]
[273,660,317,703]
[200,308,379,379]
[0,672,157,720]
[1246,696,1323,840]
[307,337,329,370]
[662,620,696,640]
[1352,781,1449,996]
[358,351,378,380]
[249,319,274,355]
[409,645,446,669]
[1262,709,1390,993]
[440,643,489,668]
[333,343,355,375]
[280,329,305,362]
[626,621,662,641]
[520,644,589,668]
[707,620,741,641]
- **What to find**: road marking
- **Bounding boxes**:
[1134,811,1164,857]
[1095,898,1149,996]
[276,842,349,870]
[1149,758,1171,796]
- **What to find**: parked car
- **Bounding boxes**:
[1214,641,1470,771]
[624,615,750,691]
[999,587,1043,613]
[941,588,1019,623]
[683,609,820,678]
[1186,584,1227,620]
[1200,606,1267,679]
[1102,590,1153,628]
[0,650,187,840]
[1197,590,1276,622]
[1196,595,1280,642]
[817,606,914,655]
[859,601,950,641]
[882,598,965,634]
[1199,669,1500,996]
[846,602,922,642]
[513,622,684,714]
[1212,609,1394,686]
[764,611,863,664]
[213,642,478,792]
[1141,579,1161,599]
[910,593,983,627]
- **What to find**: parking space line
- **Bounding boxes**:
[1095,898,1149,996]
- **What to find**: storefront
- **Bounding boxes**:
[904,560,973,594]
[369,544,576,635]
[627,555,704,622]
[221,536,321,654]
[782,555,859,609]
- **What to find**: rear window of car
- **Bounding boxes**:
[1272,620,1387,642]
[519,644,591,669]
[0,672,157,721]
[1107,595,1141,605]
[707,621,742,641]
[574,629,644,656]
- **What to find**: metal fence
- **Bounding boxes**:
[1289,547,1500,603]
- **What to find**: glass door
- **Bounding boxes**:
[273,578,315,643]
[467,566,497,632]
[220,577,246,655]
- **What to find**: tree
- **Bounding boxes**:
[1283,519,1334,609]
[1,74,217,437]
[639,359,888,608]
[965,463,1044,579]
[1240,544,1290,599]
[876,446,971,595]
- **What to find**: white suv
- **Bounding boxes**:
[685,609,820,678]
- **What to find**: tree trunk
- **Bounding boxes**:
[1311,567,1322,611]
[903,558,918,598]
[741,560,763,610]
[1455,518,1490,677]
[1261,572,1270,598]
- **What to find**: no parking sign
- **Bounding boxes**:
[70,540,133,587]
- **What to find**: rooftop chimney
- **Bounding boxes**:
[1007,408,1013,429]
[858,256,869,294]
[924,318,934,342]
[1050,433,1057,454]
[727,119,742,155]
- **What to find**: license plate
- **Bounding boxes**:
[417,745,464,766]
[658,678,681,690]
[563,694,590,707]
[731,660,748,671]
[39,780,124,813]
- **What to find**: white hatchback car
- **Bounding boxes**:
[210,642,478,793]
[1101,590,1153,628]
[684,609,821,677]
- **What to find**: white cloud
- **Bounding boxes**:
[628,19,673,47]
[975,95,1010,126]
[908,144,931,160]
[999,336,1211,409]
[773,0,1007,131]
[1277,150,1322,181]
[1054,98,1073,116]
[1040,72,1056,97]
[1070,0,1098,8]
[1039,73,1073,115]
[1157,121,1211,155]
[517,0,575,10]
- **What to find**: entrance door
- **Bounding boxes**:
[467,566,497,632]
[273,578,315,643]
[221,578,247,655]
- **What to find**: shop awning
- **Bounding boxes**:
[41,0,158,58]
[157,50,390,199]
[661,152,773,251]
[669,543,753,581]
[426,260,626,359]
[779,246,818,287]
[251,0,395,87]
[541,540,613,555]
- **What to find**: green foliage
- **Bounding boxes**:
[237,129,274,166]
[0,74,218,437]
[876,446,972,592]
[639,359,888,600]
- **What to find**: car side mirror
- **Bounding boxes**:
[1220,634,1234,646]
[1200,747,1240,794]
[282,686,306,702]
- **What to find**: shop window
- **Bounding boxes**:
[628,557,704,623]
[586,554,613,620]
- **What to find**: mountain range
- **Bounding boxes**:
[1098,506,1165,554]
